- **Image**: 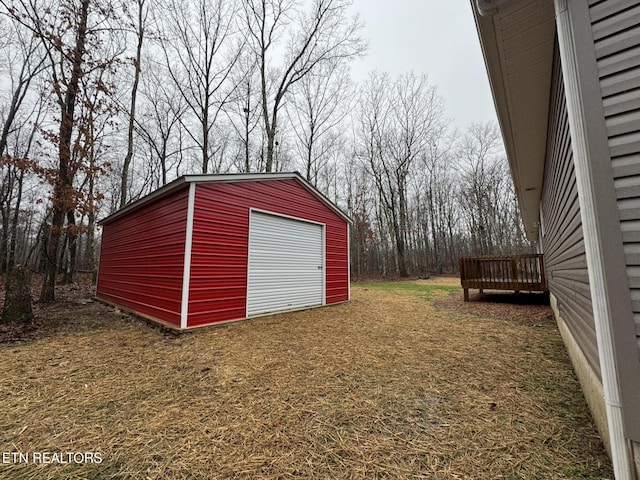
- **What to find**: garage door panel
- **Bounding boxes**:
[248,290,321,302]
[249,277,321,286]
[246,211,324,316]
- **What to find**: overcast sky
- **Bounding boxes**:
[347,0,498,132]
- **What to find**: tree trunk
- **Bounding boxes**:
[397,186,409,277]
[58,219,68,274]
[36,220,49,273]
[8,170,24,271]
[306,137,313,183]
[86,174,97,283]
[265,124,275,173]
[161,142,168,185]
[2,265,34,324]
[244,95,251,172]
[63,211,77,284]
[0,202,9,273]
[202,115,209,174]
[40,207,64,301]
[394,230,408,277]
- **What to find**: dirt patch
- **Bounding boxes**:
[0,280,611,479]
[435,290,554,326]
[1,279,137,345]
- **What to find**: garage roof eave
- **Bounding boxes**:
[98,172,352,226]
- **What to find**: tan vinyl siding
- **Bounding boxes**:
[590,1,640,351]
[542,44,600,378]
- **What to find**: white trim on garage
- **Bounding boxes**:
[347,222,351,301]
[180,182,196,329]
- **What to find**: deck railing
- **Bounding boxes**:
[460,254,547,301]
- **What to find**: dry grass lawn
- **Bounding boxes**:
[0,278,612,479]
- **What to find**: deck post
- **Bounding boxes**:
[463,288,469,302]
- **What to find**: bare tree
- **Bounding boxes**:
[457,122,498,254]
[134,60,187,189]
[1,95,46,273]
[357,72,445,277]
[343,152,378,278]
[157,0,242,174]
[411,130,456,273]
[120,0,148,208]
[457,122,525,255]
[0,15,48,158]
[0,16,48,273]
[286,60,353,185]
[225,53,263,172]
[242,0,365,172]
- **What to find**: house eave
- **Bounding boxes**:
[471,0,556,241]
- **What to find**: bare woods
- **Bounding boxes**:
[0,0,530,304]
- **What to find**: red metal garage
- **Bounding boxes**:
[96,173,350,329]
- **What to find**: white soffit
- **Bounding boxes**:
[473,0,556,240]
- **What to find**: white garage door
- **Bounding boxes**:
[246,211,324,317]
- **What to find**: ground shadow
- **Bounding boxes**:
[468,290,550,306]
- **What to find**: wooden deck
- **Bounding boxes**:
[460,254,548,301]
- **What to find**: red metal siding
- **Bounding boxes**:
[96,188,189,326]
[188,179,349,327]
